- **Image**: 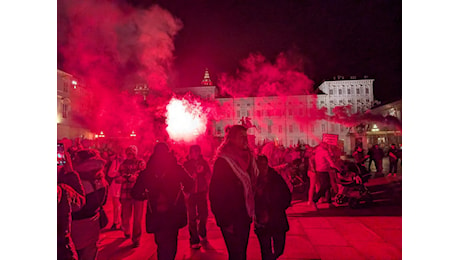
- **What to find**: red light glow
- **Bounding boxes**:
[165,97,207,142]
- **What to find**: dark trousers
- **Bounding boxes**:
[389,159,398,173]
[313,172,331,203]
[220,222,251,260]
[154,229,179,260]
[255,230,286,260]
[187,192,208,245]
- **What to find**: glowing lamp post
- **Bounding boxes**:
[130,131,136,137]
[95,131,105,139]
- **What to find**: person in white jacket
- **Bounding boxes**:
[310,142,340,209]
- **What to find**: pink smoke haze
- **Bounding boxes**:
[218,52,315,98]
[59,0,182,141]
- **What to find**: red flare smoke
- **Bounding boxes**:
[166,97,207,142]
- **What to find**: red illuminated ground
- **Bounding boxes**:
[97,175,402,260]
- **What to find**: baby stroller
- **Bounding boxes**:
[335,161,373,208]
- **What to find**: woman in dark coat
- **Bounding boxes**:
[131,142,193,260]
[254,155,291,260]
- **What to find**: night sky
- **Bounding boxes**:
[58,0,401,103]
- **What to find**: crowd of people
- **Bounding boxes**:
[57,126,401,260]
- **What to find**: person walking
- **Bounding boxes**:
[119,145,146,247]
[388,144,400,177]
[209,125,259,260]
[183,145,211,249]
[131,142,194,260]
[254,155,291,260]
[373,144,384,176]
[310,142,340,209]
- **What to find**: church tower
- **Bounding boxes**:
[201,68,213,86]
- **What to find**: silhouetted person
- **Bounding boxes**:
[131,142,194,260]
[388,144,400,177]
[372,144,384,175]
[209,125,259,260]
[183,145,211,249]
[254,155,291,260]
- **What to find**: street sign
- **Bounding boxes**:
[322,133,338,146]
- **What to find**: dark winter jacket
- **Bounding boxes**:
[209,157,252,228]
[131,155,194,233]
[183,156,211,194]
[72,157,108,221]
[254,167,291,234]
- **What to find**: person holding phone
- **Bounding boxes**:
[57,142,85,260]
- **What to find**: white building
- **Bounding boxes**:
[57,69,94,140]
[176,70,377,154]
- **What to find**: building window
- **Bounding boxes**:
[289,125,293,133]
[329,89,333,95]
[237,110,240,118]
[237,104,240,107]
[348,99,352,104]
[347,89,351,95]
[62,103,68,118]
[339,89,342,95]
[279,125,282,133]
[356,88,360,94]
[321,124,326,132]
[247,110,250,117]
[63,83,69,93]
[268,125,272,133]
[365,88,369,94]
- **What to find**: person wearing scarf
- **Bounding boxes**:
[209,125,259,260]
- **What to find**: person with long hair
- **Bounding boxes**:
[209,125,259,260]
[131,142,194,260]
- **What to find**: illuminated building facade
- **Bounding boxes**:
[179,70,377,155]
[57,69,94,140]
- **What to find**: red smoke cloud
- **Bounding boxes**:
[218,52,315,97]
[59,0,183,144]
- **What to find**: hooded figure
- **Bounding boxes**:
[132,142,194,260]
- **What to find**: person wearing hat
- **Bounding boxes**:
[118,145,146,247]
